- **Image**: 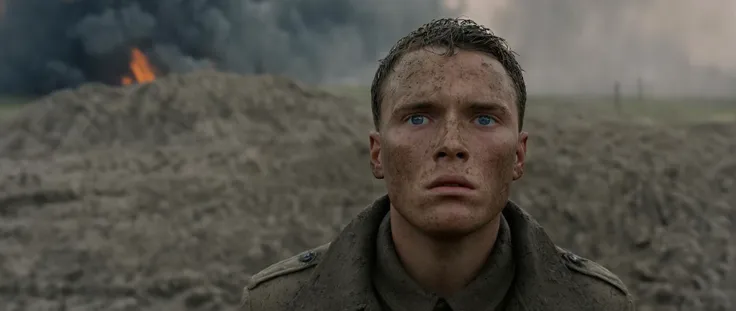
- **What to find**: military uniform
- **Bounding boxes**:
[241,195,635,311]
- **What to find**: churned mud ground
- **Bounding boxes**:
[0,72,734,310]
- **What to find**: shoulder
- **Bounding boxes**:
[556,246,635,310]
[240,243,331,311]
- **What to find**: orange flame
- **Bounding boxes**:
[121,48,156,85]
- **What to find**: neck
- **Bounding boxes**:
[389,207,501,297]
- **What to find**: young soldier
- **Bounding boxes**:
[241,18,635,311]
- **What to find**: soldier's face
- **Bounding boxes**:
[369,47,528,237]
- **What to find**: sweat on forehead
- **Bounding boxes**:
[380,47,516,112]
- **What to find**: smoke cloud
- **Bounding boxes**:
[0,0,455,95]
[1,0,734,97]
[466,0,736,97]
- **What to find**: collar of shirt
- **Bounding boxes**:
[372,213,516,311]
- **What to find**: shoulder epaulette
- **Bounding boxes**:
[556,246,629,295]
[247,243,331,290]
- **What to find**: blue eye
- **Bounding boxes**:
[475,115,496,126]
[408,115,428,125]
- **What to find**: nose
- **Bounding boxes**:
[433,123,469,162]
[436,148,468,161]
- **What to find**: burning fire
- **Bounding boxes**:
[121,48,157,85]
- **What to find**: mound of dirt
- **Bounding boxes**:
[516,119,736,311]
[0,71,734,311]
[0,72,381,311]
[0,71,367,158]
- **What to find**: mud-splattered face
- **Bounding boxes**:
[369,47,528,237]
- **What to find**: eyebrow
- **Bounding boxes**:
[466,102,512,117]
[390,101,437,117]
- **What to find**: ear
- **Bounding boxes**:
[513,131,528,181]
[369,130,384,179]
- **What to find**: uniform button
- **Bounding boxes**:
[564,252,583,265]
[299,251,315,263]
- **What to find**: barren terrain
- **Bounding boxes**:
[0,71,734,311]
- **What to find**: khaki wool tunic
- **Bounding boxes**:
[373,213,515,311]
[241,195,635,311]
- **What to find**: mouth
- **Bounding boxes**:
[427,176,476,190]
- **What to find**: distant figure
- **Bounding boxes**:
[241,18,634,311]
[636,77,644,101]
[614,80,622,113]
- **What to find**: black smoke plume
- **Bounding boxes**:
[0,0,456,95]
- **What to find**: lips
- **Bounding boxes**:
[427,175,476,190]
